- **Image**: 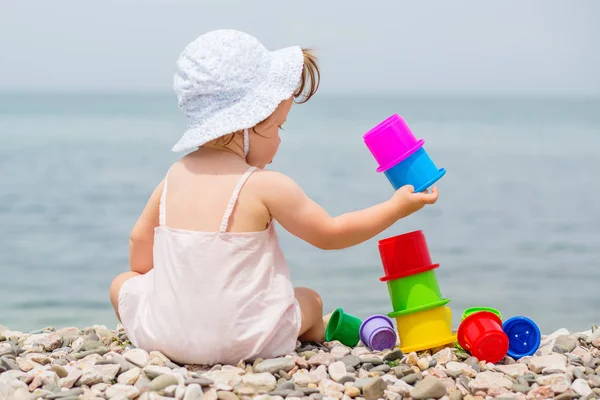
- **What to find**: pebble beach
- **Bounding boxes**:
[2,324,600,400]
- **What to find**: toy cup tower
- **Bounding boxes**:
[378,230,456,353]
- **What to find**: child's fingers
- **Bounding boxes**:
[420,186,439,204]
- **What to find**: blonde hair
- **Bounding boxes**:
[212,48,320,147]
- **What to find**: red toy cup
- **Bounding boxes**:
[378,230,433,278]
[457,311,509,364]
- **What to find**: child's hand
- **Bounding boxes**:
[391,185,439,218]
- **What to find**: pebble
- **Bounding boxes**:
[417,358,430,371]
[150,374,179,392]
[383,350,403,362]
[363,378,387,400]
[402,373,421,385]
[340,355,361,369]
[254,358,296,374]
[411,376,447,399]
[123,349,149,368]
[181,383,203,400]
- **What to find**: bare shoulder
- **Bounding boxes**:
[249,169,300,194]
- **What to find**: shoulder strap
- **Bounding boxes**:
[159,171,170,227]
[219,166,257,233]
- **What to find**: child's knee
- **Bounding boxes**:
[295,287,323,312]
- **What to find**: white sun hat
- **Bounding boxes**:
[171,29,304,153]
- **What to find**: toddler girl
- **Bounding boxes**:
[109,29,439,366]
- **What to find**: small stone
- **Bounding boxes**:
[433,348,455,365]
[331,347,351,359]
[362,363,373,371]
[553,393,575,400]
[150,374,178,392]
[143,365,173,379]
[255,358,296,374]
[1,356,19,371]
[292,372,320,386]
[391,365,413,378]
[494,363,530,377]
[468,371,512,391]
[528,354,567,374]
[217,392,239,400]
[572,378,592,397]
[527,385,554,399]
[106,383,140,399]
[345,387,361,398]
[50,365,68,378]
[588,375,600,388]
[73,347,109,359]
[359,357,383,366]
[371,365,390,373]
[402,373,420,385]
[123,348,149,368]
[76,364,120,386]
[512,384,531,394]
[463,357,480,372]
[363,378,387,400]
[329,361,350,382]
[383,350,403,362]
[183,384,204,400]
[449,390,463,400]
[417,358,430,371]
[117,367,141,385]
[185,377,215,387]
[340,355,362,369]
[338,376,356,384]
[308,353,336,367]
[411,376,447,400]
[241,372,276,392]
[45,388,85,399]
[407,352,419,366]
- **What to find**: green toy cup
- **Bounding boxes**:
[461,307,502,321]
[381,266,443,312]
[325,308,362,347]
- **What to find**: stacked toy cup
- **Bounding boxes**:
[378,230,457,353]
[363,114,446,192]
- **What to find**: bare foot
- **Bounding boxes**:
[322,311,334,328]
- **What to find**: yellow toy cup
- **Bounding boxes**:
[390,303,457,353]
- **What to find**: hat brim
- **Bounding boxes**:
[171,45,304,153]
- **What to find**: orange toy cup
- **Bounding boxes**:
[457,311,509,364]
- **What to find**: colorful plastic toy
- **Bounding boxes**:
[378,230,456,353]
[381,266,444,311]
[384,146,446,192]
[378,230,434,278]
[457,311,509,364]
[325,308,362,347]
[462,307,502,321]
[363,114,445,192]
[389,305,456,353]
[502,316,541,359]
[359,315,397,351]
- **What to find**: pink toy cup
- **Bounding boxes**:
[363,114,424,173]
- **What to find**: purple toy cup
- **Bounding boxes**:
[363,114,425,173]
[359,315,397,351]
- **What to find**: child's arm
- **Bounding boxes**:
[258,171,438,250]
[129,180,164,274]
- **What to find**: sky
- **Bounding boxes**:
[1,0,599,96]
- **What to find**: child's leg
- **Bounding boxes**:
[109,271,141,321]
[295,287,325,343]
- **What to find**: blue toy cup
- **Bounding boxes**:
[383,146,446,192]
[502,316,541,359]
